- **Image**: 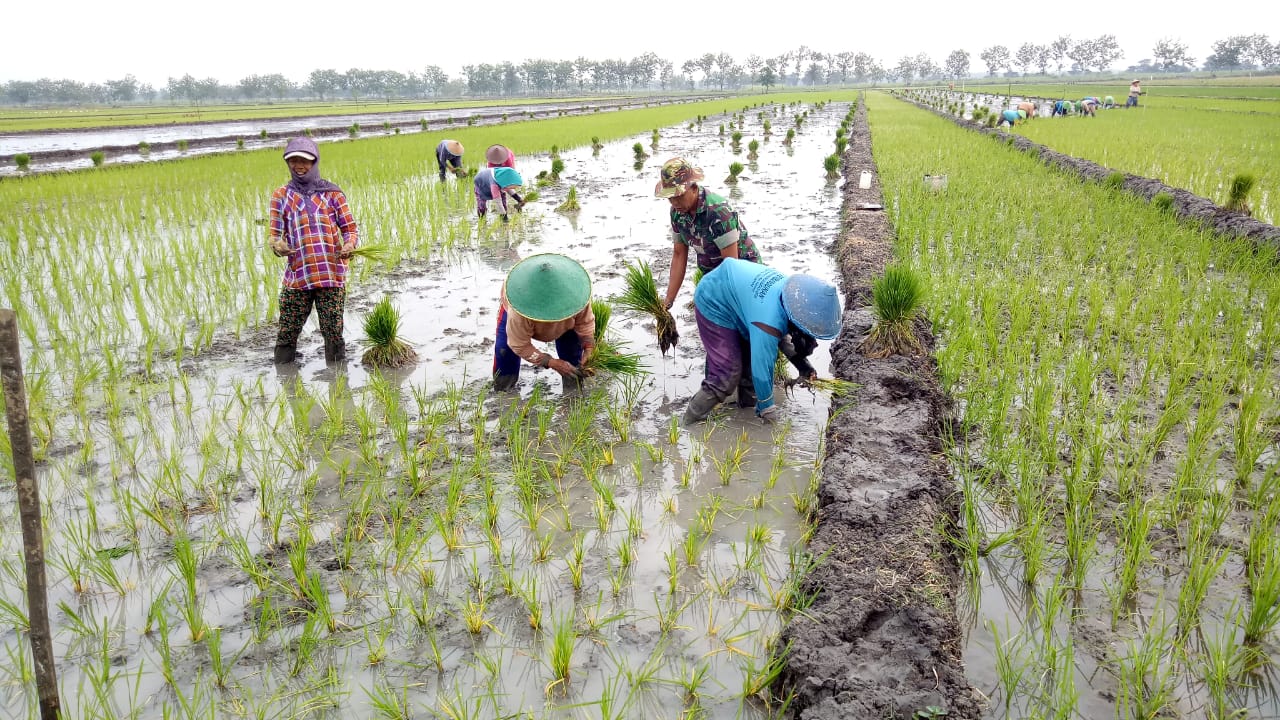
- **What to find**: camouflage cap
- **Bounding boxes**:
[654,157,705,198]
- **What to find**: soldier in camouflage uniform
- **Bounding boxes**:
[654,158,762,311]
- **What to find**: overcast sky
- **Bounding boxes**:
[2,0,1270,85]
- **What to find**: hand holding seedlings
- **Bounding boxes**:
[682,259,841,425]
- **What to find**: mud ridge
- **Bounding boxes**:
[777,95,981,719]
[893,92,1280,246]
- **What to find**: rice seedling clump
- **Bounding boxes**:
[616,260,678,355]
[860,263,924,358]
[361,297,417,367]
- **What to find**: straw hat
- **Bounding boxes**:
[504,254,591,322]
[445,140,464,156]
[781,274,842,340]
[486,144,512,165]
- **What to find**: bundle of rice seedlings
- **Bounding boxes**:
[521,188,540,203]
[556,186,580,213]
[346,244,388,263]
[805,378,860,398]
[1225,173,1256,215]
[584,299,643,377]
[616,260,678,355]
[859,263,925,358]
[724,162,745,184]
[361,297,417,368]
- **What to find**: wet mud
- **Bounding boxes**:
[894,92,1280,247]
[777,98,980,719]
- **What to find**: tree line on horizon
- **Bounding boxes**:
[4,34,1277,106]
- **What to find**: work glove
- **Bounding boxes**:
[757,405,780,424]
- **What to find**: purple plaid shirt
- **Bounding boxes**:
[269,186,359,290]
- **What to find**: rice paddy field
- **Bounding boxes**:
[0,91,857,719]
[867,90,1280,718]
[912,84,1280,226]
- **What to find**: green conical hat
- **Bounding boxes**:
[504,254,592,322]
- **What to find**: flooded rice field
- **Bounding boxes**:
[0,95,710,175]
[0,99,851,718]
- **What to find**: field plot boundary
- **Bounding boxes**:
[891,92,1280,247]
[777,96,980,719]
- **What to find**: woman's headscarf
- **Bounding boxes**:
[283,137,340,197]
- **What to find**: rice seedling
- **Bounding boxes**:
[823,154,840,179]
[1224,172,1256,215]
[633,142,648,160]
[91,151,105,167]
[747,139,760,159]
[14,153,30,171]
[591,136,604,151]
[724,162,745,184]
[555,185,581,213]
[783,128,795,145]
[360,297,417,367]
[545,612,576,695]
[180,139,191,150]
[616,260,678,354]
[859,263,924,358]
[1103,171,1127,191]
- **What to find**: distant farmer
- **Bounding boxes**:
[654,157,762,311]
[268,137,359,363]
[492,253,595,392]
[1079,97,1100,117]
[1016,101,1037,118]
[1103,95,1116,109]
[998,109,1027,127]
[684,258,841,424]
[486,144,516,168]
[473,166,526,222]
[1052,100,1074,117]
[1126,80,1142,108]
[435,139,465,180]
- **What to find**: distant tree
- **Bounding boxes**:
[793,45,811,79]
[1034,45,1051,75]
[1245,34,1277,68]
[1049,35,1071,74]
[804,62,825,85]
[745,54,763,81]
[1152,38,1195,71]
[1066,39,1092,73]
[915,53,941,81]
[307,69,342,100]
[1088,35,1123,71]
[834,51,855,83]
[1015,43,1038,75]
[979,45,1011,76]
[656,59,675,90]
[852,52,875,83]
[715,52,736,90]
[166,74,197,103]
[894,56,916,83]
[423,65,449,96]
[105,75,138,102]
[695,53,716,88]
[945,49,970,79]
[759,64,778,91]
[238,74,265,100]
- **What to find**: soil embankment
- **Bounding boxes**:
[895,92,1280,246]
[777,97,980,719]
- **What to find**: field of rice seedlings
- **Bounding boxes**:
[0,92,855,719]
[867,91,1280,718]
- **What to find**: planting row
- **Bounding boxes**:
[868,91,1280,718]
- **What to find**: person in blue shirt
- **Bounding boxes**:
[998,109,1026,127]
[684,258,842,424]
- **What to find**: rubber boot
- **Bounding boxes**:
[683,388,722,425]
[493,373,519,392]
[736,383,757,409]
[324,338,346,362]
[273,344,296,363]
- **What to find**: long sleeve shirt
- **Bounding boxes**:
[268,186,358,289]
[669,187,761,273]
[500,286,595,366]
[693,258,789,412]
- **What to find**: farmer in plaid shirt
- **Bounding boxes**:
[268,137,359,363]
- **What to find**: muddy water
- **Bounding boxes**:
[0,96,708,174]
[0,101,851,718]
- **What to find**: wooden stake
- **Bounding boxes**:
[0,309,60,720]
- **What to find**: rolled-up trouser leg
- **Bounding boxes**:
[685,308,744,423]
[492,304,521,390]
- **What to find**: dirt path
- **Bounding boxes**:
[777,96,981,719]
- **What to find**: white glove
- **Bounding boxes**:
[758,405,780,424]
